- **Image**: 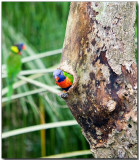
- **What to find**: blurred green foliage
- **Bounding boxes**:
[2,2,71,68]
[2,2,91,159]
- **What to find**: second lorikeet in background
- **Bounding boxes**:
[53,69,73,95]
[6,43,26,99]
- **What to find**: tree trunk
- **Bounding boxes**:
[59,2,137,158]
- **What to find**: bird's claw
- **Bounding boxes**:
[60,92,68,99]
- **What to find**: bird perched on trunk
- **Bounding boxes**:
[6,43,26,99]
[53,69,73,97]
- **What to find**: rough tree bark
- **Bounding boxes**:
[59,2,137,158]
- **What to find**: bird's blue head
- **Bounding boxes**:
[53,69,66,82]
[11,43,26,55]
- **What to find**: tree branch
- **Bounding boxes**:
[60,2,137,158]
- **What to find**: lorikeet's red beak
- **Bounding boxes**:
[22,45,26,50]
[55,76,59,82]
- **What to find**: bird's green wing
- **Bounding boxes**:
[63,71,73,83]
[6,53,22,97]
[7,53,22,80]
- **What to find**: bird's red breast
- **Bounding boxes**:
[56,77,72,89]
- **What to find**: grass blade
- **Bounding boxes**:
[18,75,60,95]
[2,73,44,96]
[2,66,58,78]
[2,88,46,103]
[41,150,92,158]
[2,120,78,139]
[22,48,62,63]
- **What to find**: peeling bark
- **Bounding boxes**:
[59,2,137,158]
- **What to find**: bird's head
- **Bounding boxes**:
[11,43,26,55]
[53,69,66,82]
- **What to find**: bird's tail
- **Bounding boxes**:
[6,74,14,102]
[7,84,13,99]
[6,81,14,122]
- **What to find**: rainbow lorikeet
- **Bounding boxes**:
[6,43,26,98]
[53,69,73,97]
